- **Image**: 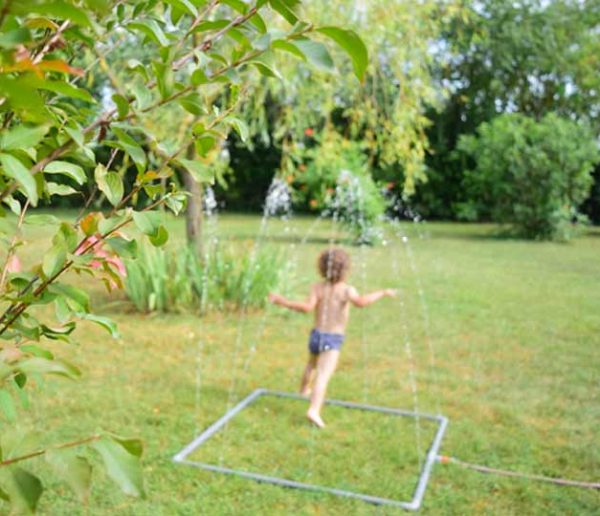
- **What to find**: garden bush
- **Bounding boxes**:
[124,243,284,314]
[458,113,599,240]
[291,132,386,244]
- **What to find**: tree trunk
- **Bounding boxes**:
[182,144,203,258]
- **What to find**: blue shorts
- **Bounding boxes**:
[308,329,344,355]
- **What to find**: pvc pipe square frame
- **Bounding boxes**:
[173,389,448,511]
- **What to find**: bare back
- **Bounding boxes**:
[313,281,354,334]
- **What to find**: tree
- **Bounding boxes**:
[0,0,366,510]
[230,0,466,201]
[458,113,599,240]
[416,0,600,219]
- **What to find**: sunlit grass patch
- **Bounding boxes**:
[187,392,440,503]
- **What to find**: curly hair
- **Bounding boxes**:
[318,248,350,283]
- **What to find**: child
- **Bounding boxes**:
[268,247,395,428]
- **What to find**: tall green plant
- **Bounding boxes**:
[124,243,283,313]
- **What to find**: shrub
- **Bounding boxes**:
[291,132,386,244]
[124,243,283,313]
[457,113,599,240]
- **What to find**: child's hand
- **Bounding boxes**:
[384,289,397,298]
[268,293,283,305]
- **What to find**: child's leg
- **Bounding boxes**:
[306,350,340,428]
[300,354,318,396]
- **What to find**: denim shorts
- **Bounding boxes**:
[308,329,344,355]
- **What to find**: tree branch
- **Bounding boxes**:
[172,5,259,71]
[0,434,101,468]
[0,195,170,337]
[0,1,12,29]
[32,20,71,64]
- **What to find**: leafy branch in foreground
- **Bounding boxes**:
[0,0,367,511]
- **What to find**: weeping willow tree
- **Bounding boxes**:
[239,0,467,197]
[99,0,464,245]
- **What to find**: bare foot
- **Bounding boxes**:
[306,410,325,428]
[300,388,312,397]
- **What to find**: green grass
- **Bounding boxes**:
[11,214,600,514]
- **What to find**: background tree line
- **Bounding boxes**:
[36,0,600,239]
[222,0,600,237]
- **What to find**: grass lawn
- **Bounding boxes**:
[10,213,600,514]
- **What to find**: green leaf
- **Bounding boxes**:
[3,195,21,215]
[92,437,145,497]
[45,450,92,503]
[20,345,54,360]
[47,183,78,196]
[165,0,198,17]
[128,20,169,47]
[105,434,144,458]
[0,28,32,49]
[292,38,334,72]
[130,82,152,110]
[3,467,43,513]
[148,225,168,247]
[250,61,282,79]
[24,214,60,225]
[64,125,84,148]
[222,0,247,13]
[112,94,130,118]
[0,153,38,206]
[54,296,72,323]
[132,211,161,236]
[0,390,16,422]
[191,69,208,86]
[0,125,48,151]
[53,222,78,251]
[40,322,76,341]
[272,39,306,60]
[33,1,92,27]
[193,20,229,33]
[152,61,174,100]
[13,372,27,389]
[126,59,149,81]
[316,27,369,81]
[269,0,299,24]
[164,193,187,216]
[64,124,85,148]
[194,136,216,157]
[178,93,205,116]
[228,117,249,143]
[0,76,47,123]
[18,358,81,379]
[44,160,86,185]
[98,212,128,235]
[49,283,90,312]
[176,158,214,183]
[249,13,267,34]
[106,236,138,258]
[32,78,95,103]
[95,164,124,207]
[111,128,147,173]
[42,241,67,278]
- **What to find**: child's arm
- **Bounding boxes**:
[268,285,318,314]
[347,286,396,308]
